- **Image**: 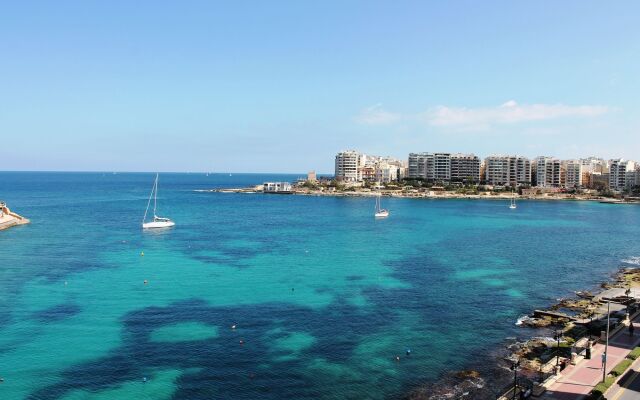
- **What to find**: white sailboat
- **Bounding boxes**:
[509,190,517,209]
[142,174,175,229]
[374,193,389,218]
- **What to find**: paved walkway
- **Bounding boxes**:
[543,315,640,400]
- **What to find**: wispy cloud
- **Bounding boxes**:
[355,101,609,131]
[423,100,609,129]
[354,104,401,125]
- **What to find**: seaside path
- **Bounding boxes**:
[542,315,640,400]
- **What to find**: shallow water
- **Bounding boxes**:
[1,172,639,400]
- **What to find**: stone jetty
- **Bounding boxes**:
[0,201,30,231]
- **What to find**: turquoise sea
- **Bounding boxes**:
[1,172,640,400]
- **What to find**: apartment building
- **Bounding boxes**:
[535,157,564,188]
[609,159,637,191]
[565,160,583,188]
[428,153,452,181]
[625,169,640,189]
[450,154,481,182]
[335,150,364,182]
[484,156,531,186]
[408,153,427,179]
[581,157,609,174]
[406,152,479,183]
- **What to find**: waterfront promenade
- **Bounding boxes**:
[543,315,640,400]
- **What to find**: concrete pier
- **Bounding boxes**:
[0,202,30,231]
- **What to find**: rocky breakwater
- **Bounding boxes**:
[0,202,30,231]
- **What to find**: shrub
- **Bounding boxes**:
[610,358,633,377]
[627,346,640,360]
[587,376,615,400]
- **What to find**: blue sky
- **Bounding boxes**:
[1,1,639,173]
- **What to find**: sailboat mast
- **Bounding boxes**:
[142,174,155,224]
[153,174,158,217]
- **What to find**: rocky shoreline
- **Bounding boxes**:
[404,264,640,400]
[199,187,616,202]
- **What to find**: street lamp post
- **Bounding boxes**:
[602,300,610,383]
[589,310,594,342]
[555,329,562,371]
[511,359,520,400]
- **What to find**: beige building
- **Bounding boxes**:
[484,155,531,186]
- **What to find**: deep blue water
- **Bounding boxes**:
[1,172,639,400]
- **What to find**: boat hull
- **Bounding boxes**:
[142,221,175,229]
[375,211,389,218]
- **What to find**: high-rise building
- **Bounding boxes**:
[625,169,640,190]
[335,150,364,182]
[428,153,451,182]
[565,161,583,188]
[609,159,636,190]
[408,153,458,182]
[484,156,531,186]
[408,153,427,179]
[450,154,481,182]
[535,157,564,187]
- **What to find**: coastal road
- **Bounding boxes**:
[609,366,640,400]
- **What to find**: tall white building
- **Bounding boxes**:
[565,160,583,188]
[406,152,478,182]
[427,153,451,182]
[609,159,636,190]
[335,150,364,182]
[535,156,564,187]
[484,156,531,186]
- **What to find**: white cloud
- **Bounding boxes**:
[423,100,609,129]
[354,101,609,131]
[354,104,401,125]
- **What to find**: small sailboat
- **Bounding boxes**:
[509,190,517,209]
[374,193,389,218]
[142,174,175,229]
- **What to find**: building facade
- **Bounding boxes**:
[406,152,479,183]
[484,156,531,186]
[564,160,583,188]
[335,150,364,182]
[450,154,481,182]
[535,157,564,187]
[408,153,427,179]
[609,159,637,190]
